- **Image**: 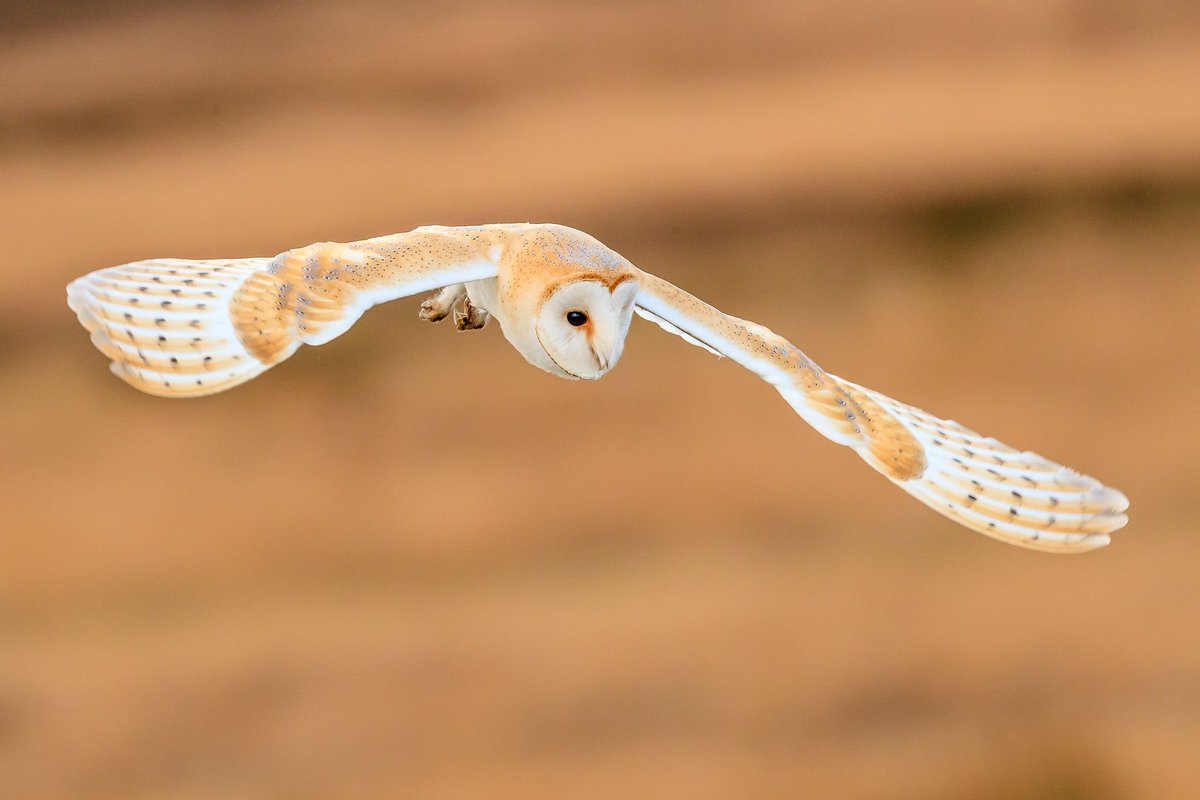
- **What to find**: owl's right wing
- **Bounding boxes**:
[632,269,1128,552]
[67,226,504,397]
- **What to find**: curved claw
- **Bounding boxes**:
[454,298,489,331]
[418,284,465,323]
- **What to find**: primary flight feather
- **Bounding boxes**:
[67,223,1128,552]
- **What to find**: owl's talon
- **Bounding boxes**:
[419,283,466,323]
[419,297,451,322]
[454,299,489,331]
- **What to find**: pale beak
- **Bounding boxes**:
[590,342,609,372]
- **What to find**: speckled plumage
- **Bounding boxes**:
[67,223,1128,552]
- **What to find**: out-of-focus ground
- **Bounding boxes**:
[1,1,1198,798]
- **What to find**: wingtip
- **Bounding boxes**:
[1077,531,1112,551]
[1102,510,1129,535]
[66,277,89,318]
[66,278,82,311]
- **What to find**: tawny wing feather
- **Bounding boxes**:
[67,226,503,397]
[633,270,1128,552]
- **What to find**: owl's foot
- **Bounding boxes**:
[454,298,490,331]
[419,284,465,323]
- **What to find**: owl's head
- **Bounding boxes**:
[534,275,638,380]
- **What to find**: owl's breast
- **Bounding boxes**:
[466,276,567,377]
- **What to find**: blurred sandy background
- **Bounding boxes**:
[2,1,1199,798]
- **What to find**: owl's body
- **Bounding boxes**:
[67,223,1128,552]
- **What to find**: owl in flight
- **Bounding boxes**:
[67,223,1128,552]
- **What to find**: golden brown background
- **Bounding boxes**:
[2,1,1199,798]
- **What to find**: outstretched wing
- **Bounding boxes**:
[67,226,503,397]
[633,270,1128,552]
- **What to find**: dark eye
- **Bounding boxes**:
[566,310,589,327]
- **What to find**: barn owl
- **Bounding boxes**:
[66,223,1128,552]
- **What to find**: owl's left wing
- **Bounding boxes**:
[633,269,1128,552]
[68,226,503,397]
